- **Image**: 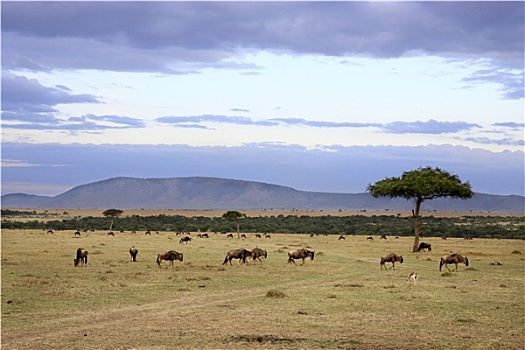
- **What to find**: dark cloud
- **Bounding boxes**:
[1,73,145,131]
[461,137,525,147]
[3,2,523,97]
[492,122,525,128]
[155,115,480,135]
[1,73,99,113]
[156,115,279,127]
[382,119,480,134]
[1,142,523,196]
[270,118,381,128]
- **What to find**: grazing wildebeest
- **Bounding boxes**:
[439,254,469,272]
[74,248,88,267]
[418,242,432,252]
[179,236,192,244]
[107,231,114,236]
[241,234,247,239]
[255,234,262,238]
[156,250,183,269]
[227,233,234,238]
[367,236,374,241]
[380,235,387,240]
[380,253,403,270]
[265,234,271,239]
[441,237,447,240]
[47,230,54,234]
[74,230,81,236]
[222,248,253,265]
[145,230,151,235]
[129,246,138,262]
[338,235,346,240]
[288,248,315,266]
[251,248,267,264]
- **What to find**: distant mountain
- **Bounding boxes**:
[1,176,523,213]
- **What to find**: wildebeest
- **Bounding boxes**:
[227,233,234,238]
[439,254,469,272]
[287,248,315,265]
[380,235,387,240]
[107,231,114,236]
[145,230,151,235]
[380,253,403,270]
[74,230,81,236]
[367,236,374,241]
[241,234,247,239]
[222,248,253,265]
[338,235,346,240]
[156,250,183,269]
[251,248,267,264]
[129,246,138,262]
[179,236,192,244]
[418,242,432,252]
[255,234,262,238]
[74,248,88,267]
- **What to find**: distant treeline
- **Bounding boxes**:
[1,210,523,239]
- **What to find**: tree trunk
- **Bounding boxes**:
[412,199,422,252]
[109,218,114,231]
[236,222,240,239]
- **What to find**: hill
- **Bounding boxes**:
[1,176,523,213]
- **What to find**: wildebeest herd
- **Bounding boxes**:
[72,233,471,283]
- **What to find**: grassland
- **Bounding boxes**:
[2,214,524,349]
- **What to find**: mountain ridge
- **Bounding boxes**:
[1,176,523,213]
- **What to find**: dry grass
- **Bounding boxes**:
[1,225,524,350]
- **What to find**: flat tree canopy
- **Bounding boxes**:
[222,210,247,239]
[367,166,473,252]
[103,209,124,231]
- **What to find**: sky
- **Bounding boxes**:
[1,1,524,198]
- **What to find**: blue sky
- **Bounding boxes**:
[1,1,524,197]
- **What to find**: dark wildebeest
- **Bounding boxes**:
[241,234,247,239]
[179,236,192,244]
[251,248,267,264]
[288,248,315,266]
[74,230,81,236]
[74,248,88,267]
[222,248,253,265]
[255,234,262,238]
[380,253,403,270]
[439,254,469,272]
[418,242,432,252]
[227,233,234,238]
[380,235,387,240]
[156,250,183,269]
[129,246,138,262]
[338,235,346,240]
[107,231,114,236]
[367,236,374,241]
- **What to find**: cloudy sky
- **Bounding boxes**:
[1,1,524,197]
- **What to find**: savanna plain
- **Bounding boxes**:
[1,210,524,350]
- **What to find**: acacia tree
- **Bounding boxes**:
[222,210,247,239]
[366,167,473,252]
[103,209,124,231]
